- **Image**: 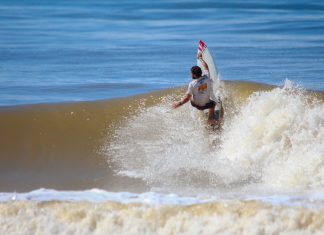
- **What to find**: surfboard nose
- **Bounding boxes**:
[198,40,206,52]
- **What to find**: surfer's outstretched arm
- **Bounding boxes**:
[197,52,209,71]
[172,93,192,109]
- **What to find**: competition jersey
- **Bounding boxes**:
[187,70,213,106]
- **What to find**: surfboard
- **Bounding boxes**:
[197,40,223,125]
[197,40,219,91]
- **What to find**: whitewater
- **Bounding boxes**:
[1,81,323,234]
[107,81,324,195]
[1,0,324,233]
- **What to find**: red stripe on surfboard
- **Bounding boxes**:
[198,40,206,52]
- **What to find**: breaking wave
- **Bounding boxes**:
[107,80,324,194]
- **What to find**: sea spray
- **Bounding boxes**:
[107,81,324,194]
[220,81,324,191]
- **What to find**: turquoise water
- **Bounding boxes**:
[0,0,323,106]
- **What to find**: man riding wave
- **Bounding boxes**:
[173,52,224,126]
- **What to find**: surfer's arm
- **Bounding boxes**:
[197,52,209,71]
[172,94,191,109]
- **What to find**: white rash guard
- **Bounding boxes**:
[187,70,212,106]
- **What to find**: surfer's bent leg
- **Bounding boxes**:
[207,107,216,124]
[206,101,216,125]
[190,100,216,125]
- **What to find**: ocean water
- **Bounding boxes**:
[1,0,324,106]
[1,0,324,234]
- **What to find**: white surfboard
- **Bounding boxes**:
[197,40,223,115]
[197,40,221,100]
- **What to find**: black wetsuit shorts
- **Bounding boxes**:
[190,99,216,110]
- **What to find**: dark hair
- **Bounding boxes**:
[191,66,202,77]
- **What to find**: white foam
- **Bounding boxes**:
[105,82,324,194]
[2,188,324,208]
[2,192,324,235]
[220,82,324,191]
[0,189,208,205]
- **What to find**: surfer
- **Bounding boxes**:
[173,52,223,126]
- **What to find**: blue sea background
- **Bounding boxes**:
[0,0,323,106]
